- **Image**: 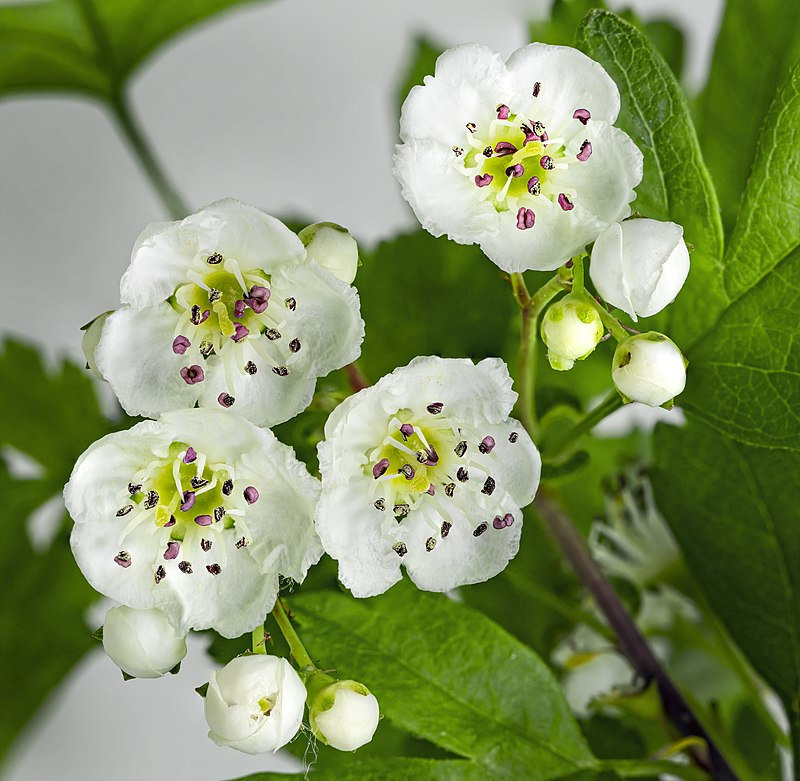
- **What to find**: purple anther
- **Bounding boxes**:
[114,551,131,568]
[243,486,259,504]
[503,513,515,527]
[178,561,193,574]
[516,208,535,230]
[475,173,494,187]
[496,104,510,120]
[492,515,505,530]
[558,193,574,211]
[164,541,180,560]
[373,458,390,479]
[577,140,593,161]
[217,392,235,408]
[164,515,176,528]
[532,81,541,97]
[183,447,197,464]
[426,484,436,495]
[244,285,270,314]
[427,402,444,414]
[194,514,213,526]
[231,323,249,342]
[479,435,496,454]
[494,141,517,157]
[180,491,196,512]
[539,155,554,170]
[399,464,415,480]
[180,365,204,385]
[573,108,591,125]
[424,446,439,466]
[527,176,541,195]
[506,163,525,178]
[289,338,301,353]
[457,467,469,482]
[234,299,246,318]
[172,335,190,355]
[399,423,414,439]
[206,563,222,576]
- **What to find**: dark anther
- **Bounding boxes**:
[116,504,133,517]
[473,522,488,537]
[454,441,467,457]
[154,565,166,584]
[482,476,496,495]
[289,338,301,353]
[200,538,212,552]
[206,563,222,575]
[222,479,233,496]
[143,490,159,509]
[207,252,223,264]
[128,483,142,495]
[374,498,386,511]
[178,561,193,574]
[392,542,408,557]
[456,467,469,482]
[245,361,258,375]
[425,537,437,552]
[284,297,297,311]
[272,366,289,376]
[444,483,455,497]
[441,521,452,538]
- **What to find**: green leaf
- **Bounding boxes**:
[695,0,800,233]
[287,583,595,779]
[0,0,261,97]
[653,416,800,724]
[231,758,484,781]
[0,340,124,757]
[576,10,725,346]
[355,232,516,382]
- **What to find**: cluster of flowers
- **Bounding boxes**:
[64,40,690,758]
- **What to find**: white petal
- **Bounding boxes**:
[482,419,541,508]
[399,43,511,145]
[314,478,402,598]
[587,222,636,318]
[96,303,201,419]
[556,121,643,225]
[393,140,499,245]
[505,43,621,125]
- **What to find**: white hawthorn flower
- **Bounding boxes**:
[316,356,541,597]
[540,293,604,371]
[394,43,643,272]
[299,222,359,285]
[589,219,690,320]
[102,605,187,679]
[91,199,364,427]
[204,654,306,754]
[64,408,322,638]
[612,333,687,407]
[309,679,380,751]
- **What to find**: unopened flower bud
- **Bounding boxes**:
[309,679,380,751]
[612,332,686,407]
[541,293,604,371]
[81,311,113,379]
[204,655,305,754]
[299,222,359,284]
[589,219,690,320]
[102,605,186,679]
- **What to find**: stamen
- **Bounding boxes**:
[243,486,259,504]
[245,286,270,314]
[154,565,166,584]
[509,432,518,443]
[214,506,226,522]
[573,108,591,125]
[184,447,197,464]
[272,367,289,376]
[558,193,574,211]
[539,155,554,170]
[172,335,191,355]
[466,122,477,133]
[208,288,222,304]
[180,491,196,511]
[128,483,142,495]
[527,176,541,196]
[195,515,213,526]
[456,467,469,482]
[532,82,541,97]
[164,541,180,560]
[245,361,258,375]
[164,515,176,527]
[222,479,234,496]
[143,490,159,510]
[178,561,193,573]
[201,538,212,552]
[483,146,493,157]
[452,146,464,157]
[393,503,409,519]
[207,252,223,265]
[426,484,436,495]
[190,476,209,489]
[425,536,437,551]
[454,441,467,457]
[475,173,493,187]
[399,423,414,439]
[264,328,281,340]
[441,521,452,537]
[427,402,444,415]
[114,551,131,568]
[473,522,488,537]
[479,436,496,454]
[577,140,593,161]
[398,464,415,480]
[505,163,525,178]
[289,338,301,353]
[206,564,222,575]
[234,300,246,318]
[231,323,249,342]
[494,141,517,157]
[190,306,210,326]
[284,297,297,311]
[116,505,133,517]
[374,498,386,511]
[180,365,205,385]
[392,542,408,557]
[496,104,510,120]
[217,392,235,407]
[236,537,248,549]
[516,208,535,230]
[482,476,496,495]
[199,340,214,359]
[444,483,455,498]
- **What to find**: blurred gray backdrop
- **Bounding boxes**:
[0,0,721,778]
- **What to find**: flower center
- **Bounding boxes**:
[112,442,260,580]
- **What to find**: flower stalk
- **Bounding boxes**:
[271,597,316,672]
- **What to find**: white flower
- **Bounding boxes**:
[91,199,364,427]
[540,293,604,371]
[298,222,359,285]
[394,43,643,272]
[204,654,306,754]
[309,680,380,751]
[316,356,541,597]
[589,219,690,320]
[612,333,686,407]
[64,408,322,638]
[102,605,187,678]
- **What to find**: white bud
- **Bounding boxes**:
[102,606,186,679]
[589,219,690,320]
[541,293,604,371]
[299,222,359,284]
[204,655,306,754]
[81,311,113,379]
[309,679,380,751]
[612,332,687,407]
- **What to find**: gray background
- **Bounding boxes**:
[0,0,721,778]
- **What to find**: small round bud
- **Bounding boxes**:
[541,293,604,371]
[81,310,113,380]
[590,219,690,320]
[612,332,687,407]
[204,655,305,754]
[309,679,380,751]
[102,605,186,679]
[298,222,359,284]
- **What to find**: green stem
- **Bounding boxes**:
[251,625,267,655]
[572,256,585,295]
[601,758,708,781]
[512,272,568,434]
[271,597,315,670]
[589,298,628,342]
[109,91,188,220]
[543,391,623,462]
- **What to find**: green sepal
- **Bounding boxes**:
[168,661,181,675]
[195,682,209,698]
[91,626,103,641]
[121,671,135,682]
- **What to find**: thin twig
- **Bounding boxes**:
[344,362,368,392]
